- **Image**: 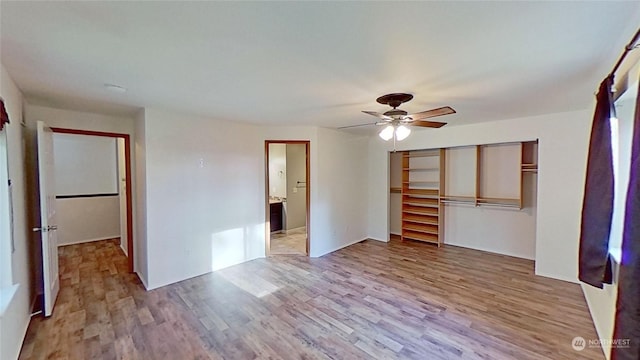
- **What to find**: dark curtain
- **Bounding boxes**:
[579,76,615,288]
[0,98,9,131]
[612,75,640,360]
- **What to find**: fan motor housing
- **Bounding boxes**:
[384,109,408,117]
[376,93,414,108]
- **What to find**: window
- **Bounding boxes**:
[609,82,638,262]
[0,129,13,288]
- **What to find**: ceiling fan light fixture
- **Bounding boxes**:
[379,125,394,141]
[395,125,411,141]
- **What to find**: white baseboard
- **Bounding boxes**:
[120,240,128,257]
[136,271,149,290]
[534,270,579,284]
[444,241,535,261]
[58,235,120,247]
[311,237,367,258]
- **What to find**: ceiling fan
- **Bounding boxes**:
[339,93,456,142]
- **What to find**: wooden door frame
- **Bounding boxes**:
[50,127,135,273]
[265,140,310,256]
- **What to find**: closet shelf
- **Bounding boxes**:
[405,151,440,158]
[403,222,438,235]
[403,205,439,216]
[402,214,439,225]
[404,188,439,197]
[404,197,439,208]
[403,231,439,244]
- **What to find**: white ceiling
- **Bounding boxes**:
[1,1,639,132]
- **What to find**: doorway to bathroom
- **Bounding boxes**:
[265,141,310,256]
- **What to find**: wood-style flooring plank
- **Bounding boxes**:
[19,238,603,359]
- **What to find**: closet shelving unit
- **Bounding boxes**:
[440,145,478,206]
[393,141,538,246]
[521,141,539,174]
[476,143,522,208]
[438,142,533,209]
[401,149,444,246]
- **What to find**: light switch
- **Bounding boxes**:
[293,187,297,193]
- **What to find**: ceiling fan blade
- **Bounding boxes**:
[411,120,447,128]
[337,122,378,129]
[408,106,456,120]
[362,110,393,120]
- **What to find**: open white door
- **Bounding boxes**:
[35,121,59,317]
[117,138,128,256]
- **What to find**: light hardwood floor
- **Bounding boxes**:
[19,238,603,359]
[270,227,307,255]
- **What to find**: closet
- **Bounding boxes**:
[390,140,538,254]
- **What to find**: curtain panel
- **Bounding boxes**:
[0,98,9,131]
[578,76,615,288]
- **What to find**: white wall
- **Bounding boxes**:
[56,196,120,246]
[368,109,591,283]
[260,126,369,258]
[25,104,135,135]
[141,108,265,289]
[53,133,118,196]
[51,132,120,247]
[134,109,148,286]
[443,192,536,259]
[285,144,306,230]
[313,128,369,256]
[0,64,31,360]
[268,144,286,198]
[134,112,369,290]
[444,143,536,260]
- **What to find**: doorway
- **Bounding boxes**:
[265,141,310,256]
[50,127,134,272]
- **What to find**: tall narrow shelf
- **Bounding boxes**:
[521,141,538,173]
[401,149,444,246]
